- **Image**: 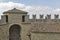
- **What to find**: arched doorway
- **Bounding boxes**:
[9,24,21,40]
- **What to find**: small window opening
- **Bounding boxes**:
[22,15,25,22]
[6,15,8,23]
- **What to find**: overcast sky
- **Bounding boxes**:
[0,0,60,19]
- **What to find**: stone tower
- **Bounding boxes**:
[0,8,31,40]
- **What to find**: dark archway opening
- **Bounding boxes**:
[9,24,21,40]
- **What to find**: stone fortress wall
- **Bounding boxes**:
[0,8,60,40]
[30,14,60,40]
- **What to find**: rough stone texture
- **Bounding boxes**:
[0,8,60,40]
[31,33,60,40]
[31,22,60,32]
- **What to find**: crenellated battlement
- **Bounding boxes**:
[29,14,60,22]
[31,14,59,19]
[54,14,59,19]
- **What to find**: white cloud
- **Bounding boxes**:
[0,2,60,19]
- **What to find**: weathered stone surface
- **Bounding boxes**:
[31,33,60,40]
[0,8,60,40]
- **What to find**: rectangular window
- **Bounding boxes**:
[6,15,8,23]
[22,16,25,22]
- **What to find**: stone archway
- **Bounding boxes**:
[9,24,21,40]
